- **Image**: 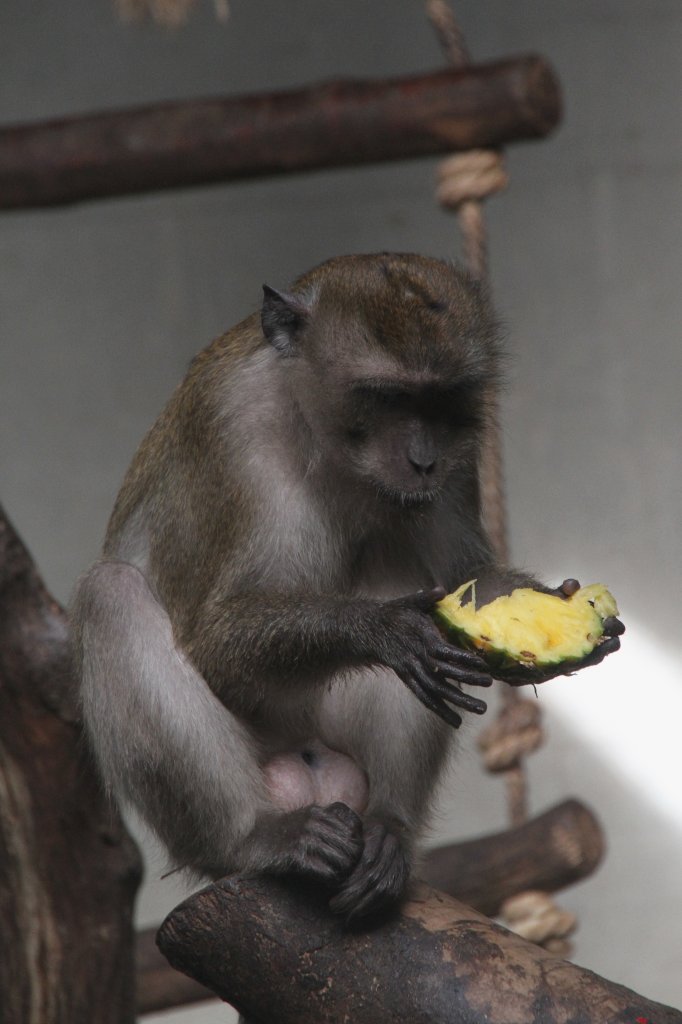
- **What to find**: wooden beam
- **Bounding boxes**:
[156,876,682,1024]
[420,797,604,916]
[136,798,603,1014]
[0,55,560,210]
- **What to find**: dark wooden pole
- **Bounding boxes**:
[157,876,682,1024]
[421,797,604,916]
[0,55,560,210]
[136,797,604,1014]
[0,505,142,1024]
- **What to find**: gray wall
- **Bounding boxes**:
[1,2,680,1021]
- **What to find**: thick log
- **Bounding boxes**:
[137,927,215,1014]
[0,505,142,1024]
[157,876,682,1024]
[0,55,560,210]
[421,797,604,916]
[137,797,604,1014]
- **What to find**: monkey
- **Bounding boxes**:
[70,252,622,921]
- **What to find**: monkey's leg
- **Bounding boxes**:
[318,669,452,919]
[72,561,362,881]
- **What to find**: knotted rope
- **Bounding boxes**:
[500,890,576,956]
[426,0,575,955]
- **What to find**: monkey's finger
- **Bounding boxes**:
[408,658,488,715]
[398,586,447,612]
[429,649,492,687]
[429,657,493,688]
[565,634,621,673]
[426,676,488,715]
[330,825,409,920]
[397,665,465,728]
[304,828,362,868]
[411,683,464,729]
[431,641,489,671]
[503,634,623,686]
[558,578,581,597]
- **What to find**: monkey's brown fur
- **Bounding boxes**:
[71,253,619,919]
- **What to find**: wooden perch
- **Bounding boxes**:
[0,55,560,210]
[137,927,216,1015]
[0,504,142,1024]
[157,875,682,1024]
[421,797,604,916]
[136,797,604,1014]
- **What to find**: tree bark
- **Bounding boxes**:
[0,504,142,1024]
[420,797,604,917]
[158,875,682,1024]
[137,927,215,1015]
[137,797,604,1014]
[0,55,560,209]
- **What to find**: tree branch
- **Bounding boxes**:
[0,503,142,1024]
[420,797,604,916]
[0,56,560,210]
[157,876,682,1024]
[137,797,604,1013]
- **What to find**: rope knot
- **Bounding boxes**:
[436,150,508,211]
[500,890,577,955]
[478,696,543,773]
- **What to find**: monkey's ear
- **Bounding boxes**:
[261,284,310,355]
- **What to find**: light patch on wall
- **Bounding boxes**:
[541,620,682,835]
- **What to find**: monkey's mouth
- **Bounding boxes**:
[376,483,439,508]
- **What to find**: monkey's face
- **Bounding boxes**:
[296,361,486,506]
[342,379,484,504]
[264,253,499,506]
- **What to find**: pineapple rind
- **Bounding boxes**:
[435,581,618,670]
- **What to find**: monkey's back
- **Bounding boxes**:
[104,313,265,630]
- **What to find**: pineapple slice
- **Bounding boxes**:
[436,581,619,671]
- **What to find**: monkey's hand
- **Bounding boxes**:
[500,578,625,686]
[368,587,493,728]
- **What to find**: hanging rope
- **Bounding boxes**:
[425,0,575,956]
[500,890,576,956]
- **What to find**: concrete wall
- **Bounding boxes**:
[1,2,680,1020]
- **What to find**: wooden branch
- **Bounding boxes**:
[421,797,604,916]
[137,928,215,1015]
[0,55,560,210]
[137,797,604,1014]
[0,503,142,1024]
[157,876,682,1024]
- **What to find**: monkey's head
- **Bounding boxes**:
[261,253,501,506]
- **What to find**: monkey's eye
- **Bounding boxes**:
[429,388,483,431]
[352,383,412,412]
[446,410,482,431]
[346,423,368,443]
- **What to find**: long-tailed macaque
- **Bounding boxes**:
[71,253,621,920]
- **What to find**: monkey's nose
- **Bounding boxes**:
[408,454,436,477]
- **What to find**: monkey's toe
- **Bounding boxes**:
[329,821,410,920]
[292,803,364,883]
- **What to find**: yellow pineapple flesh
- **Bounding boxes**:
[436,581,619,671]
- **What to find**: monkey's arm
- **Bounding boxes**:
[185,588,492,728]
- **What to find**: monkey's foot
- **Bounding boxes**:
[329,820,410,920]
[287,802,364,885]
